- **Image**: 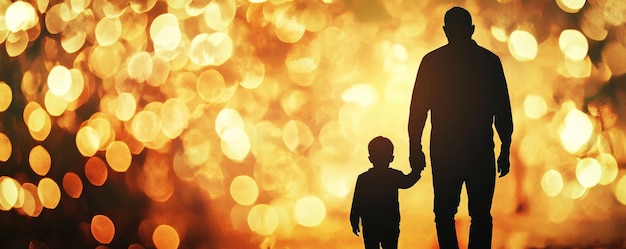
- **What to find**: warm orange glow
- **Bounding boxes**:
[142,151,175,202]
[541,169,563,197]
[62,172,83,199]
[105,141,132,172]
[44,90,69,116]
[29,145,51,176]
[85,157,108,187]
[215,108,243,137]
[20,183,43,217]
[152,225,180,249]
[76,126,100,157]
[247,204,279,236]
[559,107,593,154]
[115,92,137,121]
[160,98,189,139]
[559,29,588,61]
[5,1,38,32]
[282,120,314,152]
[220,127,251,161]
[91,214,115,244]
[0,176,20,211]
[508,30,538,61]
[95,17,122,46]
[0,132,11,162]
[131,110,161,143]
[576,158,602,188]
[197,70,226,103]
[616,175,626,205]
[188,32,233,66]
[89,116,113,150]
[0,81,12,112]
[37,177,61,209]
[523,95,548,119]
[342,84,379,107]
[0,0,625,248]
[230,175,259,206]
[597,153,618,185]
[47,65,72,97]
[150,14,181,51]
[294,195,326,227]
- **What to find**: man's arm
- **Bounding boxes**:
[408,56,432,170]
[349,178,361,236]
[493,57,513,177]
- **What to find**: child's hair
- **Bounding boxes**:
[368,136,394,158]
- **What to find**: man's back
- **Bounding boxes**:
[410,40,510,156]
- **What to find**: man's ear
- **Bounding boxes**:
[390,155,395,163]
[470,25,475,36]
[368,156,373,164]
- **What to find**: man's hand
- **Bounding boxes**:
[409,149,426,171]
[352,226,360,236]
[497,152,510,178]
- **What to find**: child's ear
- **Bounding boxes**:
[390,155,395,163]
[368,156,373,164]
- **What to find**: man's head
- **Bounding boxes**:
[368,136,395,167]
[443,6,475,43]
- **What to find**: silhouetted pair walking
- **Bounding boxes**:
[350,7,513,249]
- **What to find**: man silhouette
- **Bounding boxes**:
[408,6,513,249]
[350,136,421,249]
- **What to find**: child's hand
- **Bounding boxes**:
[352,227,360,236]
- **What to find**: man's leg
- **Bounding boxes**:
[432,166,464,249]
[380,226,399,249]
[466,156,496,249]
[363,227,381,249]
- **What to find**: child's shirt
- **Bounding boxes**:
[350,167,420,230]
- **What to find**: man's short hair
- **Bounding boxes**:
[444,6,472,28]
[368,136,394,157]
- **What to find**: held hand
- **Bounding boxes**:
[497,152,510,178]
[409,150,426,171]
[352,227,360,236]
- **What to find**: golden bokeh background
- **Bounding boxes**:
[0,0,625,248]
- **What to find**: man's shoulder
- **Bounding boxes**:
[475,44,501,60]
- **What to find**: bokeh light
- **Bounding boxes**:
[0,132,11,162]
[37,177,60,209]
[0,176,20,211]
[559,29,588,61]
[105,141,132,172]
[615,175,626,205]
[29,145,51,176]
[0,81,12,112]
[523,94,548,119]
[247,204,279,236]
[559,108,593,154]
[508,30,538,61]
[541,169,564,197]
[0,0,625,248]
[62,172,83,199]
[152,224,179,249]
[576,158,602,188]
[91,214,115,244]
[85,157,108,187]
[230,175,259,206]
[294,195,326,227]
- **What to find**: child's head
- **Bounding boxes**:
[368,136,395,167]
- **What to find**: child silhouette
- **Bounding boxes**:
[350,136,422,249]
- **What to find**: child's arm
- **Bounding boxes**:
[397,168,422,189]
